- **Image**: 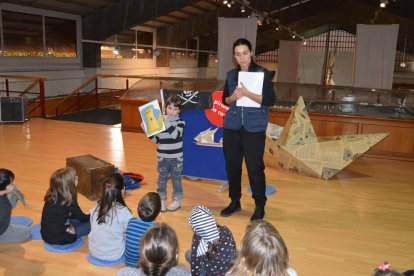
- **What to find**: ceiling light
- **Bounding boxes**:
[292,34,296,39]
[302,40,307,45]
[241,5,246,12]
[223,0,228,4]
[380,0,388,8]
[113,46,120,55]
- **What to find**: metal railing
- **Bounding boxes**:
[45,74,145,117]
[0,74,46,117]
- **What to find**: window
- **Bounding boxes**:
[101,30,153,59]
[45,16,77,57]
[2,10,43,57]
[1,10,78,58]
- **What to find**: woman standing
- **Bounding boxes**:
[220,38,276,221]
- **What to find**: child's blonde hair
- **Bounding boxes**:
[227,219,290,276]
[44,167,77,205]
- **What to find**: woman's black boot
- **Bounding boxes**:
[220,201,241,217]
[250,205,265,221]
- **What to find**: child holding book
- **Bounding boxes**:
[141,95,185,212]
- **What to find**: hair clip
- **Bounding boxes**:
[378,263,391,271]
[105,183,112,188]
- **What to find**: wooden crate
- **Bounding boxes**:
[66,154,114,200]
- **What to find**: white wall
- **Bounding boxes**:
[0,57,216,98]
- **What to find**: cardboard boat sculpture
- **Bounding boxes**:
[264,97,388,180]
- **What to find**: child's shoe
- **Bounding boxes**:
[161,200,167,212]
[167,200,181,212]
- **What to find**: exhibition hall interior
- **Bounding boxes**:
[0,0,413,275]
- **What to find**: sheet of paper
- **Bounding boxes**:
[236,71,264,108]
[138,99,166,137]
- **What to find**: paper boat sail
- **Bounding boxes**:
[194,128,223,147]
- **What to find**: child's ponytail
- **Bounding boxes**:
[96,173,129,224]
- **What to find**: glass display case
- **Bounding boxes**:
[121,77,414,120]
[121,76,224,100]
[273,82,414,120]
[120,76,414,160]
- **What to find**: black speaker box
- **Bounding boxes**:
[0,97,29,123]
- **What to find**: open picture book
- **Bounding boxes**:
[139,99,165,137]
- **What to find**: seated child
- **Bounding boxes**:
[118,223,190,276]
[188,205,237,275]
[0,168,31,243]
[41,167,90,244]
[373,262,404,276]
[124,192,161,267]
[88,173,132,261]
[226,219,297,276]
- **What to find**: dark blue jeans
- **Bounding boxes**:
[70,219,91,238]
[156,157,184,201]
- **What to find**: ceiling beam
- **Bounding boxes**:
[82,0,201,40]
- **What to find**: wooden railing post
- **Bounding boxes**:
[77,91,80,112]
[5,78,9,96]
[95,78,99,108]
[39,79,46,118]
[126,79,129,90]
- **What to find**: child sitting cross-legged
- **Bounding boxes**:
[187,205,237,276]
[41,167,90,245]
[88,173,132,262]
[124,192,162,267]
[118,223,190,276]
[226,219,297,276]
[0,168,31,244]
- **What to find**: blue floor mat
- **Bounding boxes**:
[248,184,277,196]
[87,252,124,266]
[10,216,33,227]
[44,238,85,253]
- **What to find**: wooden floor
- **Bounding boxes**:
[0,118,413,276]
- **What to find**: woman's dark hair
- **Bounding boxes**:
[140,223,179,276]
[44,167,77,205]
[232,38,259,80]
[0,168,15,191]
[138,192,161,222]
[233,38,253,53]
[95,173,130,224]
[166,94,182,111]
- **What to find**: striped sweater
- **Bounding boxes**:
[150,116,185,159]
[124,218,154,267]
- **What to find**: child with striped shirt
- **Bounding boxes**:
[144,95,185,212]
[124,192,161,267]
